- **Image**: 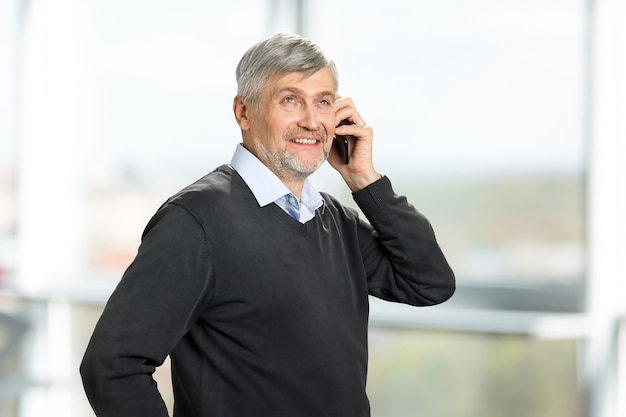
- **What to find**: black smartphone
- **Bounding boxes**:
[335,119,353,164]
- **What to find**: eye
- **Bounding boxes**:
[279,95,300,111]
[316,97,334,113]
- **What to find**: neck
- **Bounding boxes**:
[282,179,305,200]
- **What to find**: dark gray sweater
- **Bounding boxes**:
[80,165,455,417]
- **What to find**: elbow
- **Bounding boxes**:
[79,349,95,382]
[422,268,456,306]
[79,348,97,397]
[429,254,456,304]
[436,267,456,304]
[80,344,120,414]
[79,344,108,405]
[435,277,456,305]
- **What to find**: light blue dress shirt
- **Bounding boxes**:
[230,144,326,223]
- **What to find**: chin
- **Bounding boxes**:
[298,155,327,174]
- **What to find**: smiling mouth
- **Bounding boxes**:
[291,138,319,145]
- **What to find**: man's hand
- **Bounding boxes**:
[328,97,382,191]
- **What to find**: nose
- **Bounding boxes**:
[297,104,319,131]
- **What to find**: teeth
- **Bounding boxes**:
[292,138,317,145]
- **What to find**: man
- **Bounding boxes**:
[80,32,455,417]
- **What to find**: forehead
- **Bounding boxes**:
[264,67,335,97]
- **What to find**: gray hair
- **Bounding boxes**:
[235,32,339,111]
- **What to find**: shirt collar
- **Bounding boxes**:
[230,144,326,212]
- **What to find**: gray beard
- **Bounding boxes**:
[253,137,328,182]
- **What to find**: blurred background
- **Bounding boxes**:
[0,0,624,416]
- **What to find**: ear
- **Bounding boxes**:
[233,96,250,130]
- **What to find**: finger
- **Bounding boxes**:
[334,98,365,127]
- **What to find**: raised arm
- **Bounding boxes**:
[352,176,455,305]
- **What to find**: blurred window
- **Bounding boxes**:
[367,327,582,417]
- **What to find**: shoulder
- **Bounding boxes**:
[148,165,250,227]
[164,165,250,209]
[171,165,235,199]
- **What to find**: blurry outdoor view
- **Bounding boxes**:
[0,0,586,416]
[367,327,581,417]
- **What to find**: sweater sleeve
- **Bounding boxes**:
[352,176,455,306]
[80,203,213,417]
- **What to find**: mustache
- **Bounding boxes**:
[283,128,328,142]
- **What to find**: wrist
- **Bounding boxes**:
[345,170,383,192]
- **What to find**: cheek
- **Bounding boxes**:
[321,134,334,154]
[252,116,281,141]
[324,118,336,139]
[266,114,293,136]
